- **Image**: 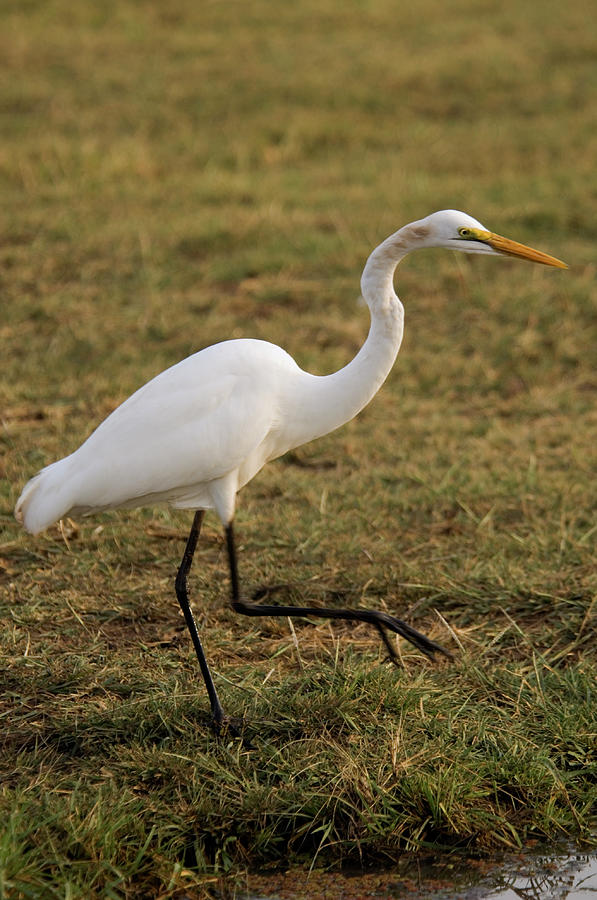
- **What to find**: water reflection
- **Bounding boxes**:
[243,844,597,899]
[483,846,597,899]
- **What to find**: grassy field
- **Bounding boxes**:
[1,0,596,896]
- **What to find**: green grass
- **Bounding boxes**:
[1,0,596,896]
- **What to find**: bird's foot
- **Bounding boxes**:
[377,611,453,661]
[213,714,255,750]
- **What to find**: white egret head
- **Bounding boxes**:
[413,209,567,267]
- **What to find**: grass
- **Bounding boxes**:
[1,0,596,896]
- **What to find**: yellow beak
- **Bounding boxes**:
[477,229,568,269]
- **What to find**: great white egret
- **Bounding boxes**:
[15,209,566,734]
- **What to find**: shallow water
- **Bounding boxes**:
[243,844,597,899]
[481,847,597,900]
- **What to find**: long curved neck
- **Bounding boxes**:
[286,227,410,448]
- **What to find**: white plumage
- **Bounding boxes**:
[15,210,566,734]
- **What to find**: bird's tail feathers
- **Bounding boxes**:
[15,458,75,535]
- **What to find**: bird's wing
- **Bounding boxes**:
[66,347,284,512]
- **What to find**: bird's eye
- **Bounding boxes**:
[458,227,471,238]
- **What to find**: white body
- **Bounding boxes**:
[17,209,556,536]
[16,327,401,532]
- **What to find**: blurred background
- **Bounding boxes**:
[2,0,594,406]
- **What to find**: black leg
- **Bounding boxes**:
[225,522,452,661]
[175,510,229,728]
